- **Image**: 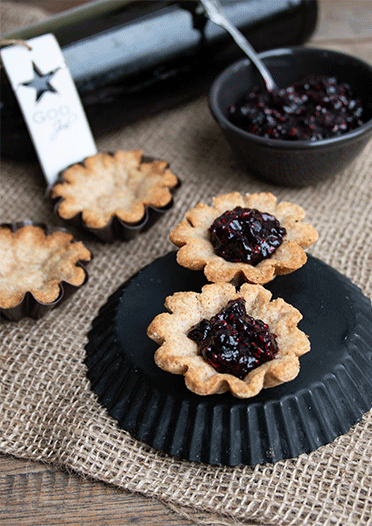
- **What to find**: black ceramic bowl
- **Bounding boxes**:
[208,47,372,186]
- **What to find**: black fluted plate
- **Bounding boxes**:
[85,252,372,466]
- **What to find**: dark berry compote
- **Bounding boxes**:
[228,75,366,141]
[209,206,286,265]
[188,298,278,379]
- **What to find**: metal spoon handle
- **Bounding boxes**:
[199,0,277,91]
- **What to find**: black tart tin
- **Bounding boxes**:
[52,154,180,242]
[0,221,90,322]
[53,200,175,243]
[85,252,372,466]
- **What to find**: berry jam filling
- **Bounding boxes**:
[188,298,278,379]
[209,207,286,265]
[228,75,366,141]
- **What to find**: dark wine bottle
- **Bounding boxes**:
[1,0,318,159]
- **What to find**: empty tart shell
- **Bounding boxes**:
[147,282,310,398]
[51,150,179,242]
[0,222,91,321]
[170,192,318,285]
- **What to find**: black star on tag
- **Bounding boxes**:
[23,63,58,102]
[1,33,97,185]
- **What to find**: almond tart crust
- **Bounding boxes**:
[147,282,310,398]
[52,150,179,229]
[170,192,318,285]
[0,225,91,309]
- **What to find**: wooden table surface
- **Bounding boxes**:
[1,1,372,525]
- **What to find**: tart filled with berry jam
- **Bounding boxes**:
[170,192,318,285]
[147,282,310,398]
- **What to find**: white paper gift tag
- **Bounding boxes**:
[1,34,97,186]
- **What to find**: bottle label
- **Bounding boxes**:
[0,34,97,186]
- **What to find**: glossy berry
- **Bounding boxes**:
[209,206,286,265]
[228,75,366,141]
[188,298,278,379]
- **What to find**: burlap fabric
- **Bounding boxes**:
[1,3,372,525]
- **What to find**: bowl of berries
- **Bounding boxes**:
[208,46,372,186]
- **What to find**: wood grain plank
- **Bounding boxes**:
[313,0,372,41]
[0,454,195,526]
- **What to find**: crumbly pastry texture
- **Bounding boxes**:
[0,225,91,308]
[147,282,310,398]
[52,150,179,229]
[170,191,318,285]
